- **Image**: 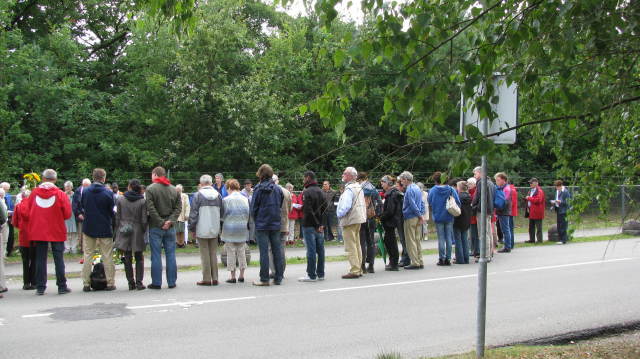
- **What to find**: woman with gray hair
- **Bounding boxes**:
[63,181,79,254]
[213,173,228,198]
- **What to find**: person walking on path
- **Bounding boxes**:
[428,171,460,266]
[552,180,571,244]
[251,164,284,286]
[379,175,402,271]
[299,171,327,282]
[146,166,182,289]
[114,179,148,290]
[22,169,72,295]
[337,167,367,279]
[400,171,427,269]
[189,174,223,286]
[221,179,250,283]
[453,181,472,264]
[81,168,117,291]
[494,172,514,253]
[524,178,545,243]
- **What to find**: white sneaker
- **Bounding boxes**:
[298,276,317,282]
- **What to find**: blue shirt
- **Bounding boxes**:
[402,183,425,220]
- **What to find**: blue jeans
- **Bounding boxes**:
[498,215,513,249]
[508,216,515,246]
[35,241,67,292]
[149,227,177,287]
[302,227,325,279]
[257,230,283,283]
[435,222,454,261]
[453,228,469,264]
[323,212,337,241]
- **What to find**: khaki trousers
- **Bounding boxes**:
[198,237,219,282]
[225,242,247,272]
[343,223,362,275]
[403,217,424,266]
[82,235,115,286]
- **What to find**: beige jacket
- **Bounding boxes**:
[338,181,367,227]
[178,193,190,222]
[279,186,292,233]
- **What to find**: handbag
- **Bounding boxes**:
[119,222,134,234]
[446,195,461,217]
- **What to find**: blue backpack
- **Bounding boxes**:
[494,187,506,210]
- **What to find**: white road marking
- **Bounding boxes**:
[320,257,636,293]
[319,274,478,293]
[125,296,256,310]
[22,313,53,318]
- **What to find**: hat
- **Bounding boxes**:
[528,178,539,183]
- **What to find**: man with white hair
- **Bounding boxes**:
[1,182,15,258]
[22,169,72,295]
[336,167,367,279]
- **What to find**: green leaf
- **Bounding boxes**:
[298,104,308,116]
[333,49,346,67]
[384,97,393,114]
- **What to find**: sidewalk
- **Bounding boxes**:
[3,227,621,277]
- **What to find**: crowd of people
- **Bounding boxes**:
[0,165,572,297]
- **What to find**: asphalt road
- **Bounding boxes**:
[1,237,639,359]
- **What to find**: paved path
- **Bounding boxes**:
[0,235,638,359]
[3,226,622,277]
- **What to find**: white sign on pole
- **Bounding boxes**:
[460,75,518,144]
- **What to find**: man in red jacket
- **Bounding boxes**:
[22,169,72,295]
[525,178,545,243]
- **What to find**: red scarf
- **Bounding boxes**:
[153,176,171,185]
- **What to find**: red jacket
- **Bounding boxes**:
[12,201,31,247]
[510,184,518,217]
[525,186,545,220]
[288,193,303,220]
[22,184,72,242]
[469,188,477,225]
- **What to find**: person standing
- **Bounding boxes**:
[63,181,79,254]
[1,182,15,258]
[453,181,472,264]
[175,184,191,248]
[428,171,460,266]
[399,171,427,269]
[146,166,182,289]
[494,172,514,253]
[221,179,250,283]
[81,169,117,291]
[552,180,571,244]
[241,179,256,244]
[189,175,223,286]
[524,178,545,243]
[357,172,382,273]
[12,190,36,290]
[416,182,430,242]
[298,171,326,282]
[22,169,72,295]
[251,164,284,286]
[379,175,401,271]
[73,178,91,254]
[213,173,229,199]
[321,181,338,241]
[0,189,7,294]
[337,167,367,279]
[467,178,479,257]
[395,181,409,266]
[269,175,291,278]
[471,167,496,259]
[114,179,147,290]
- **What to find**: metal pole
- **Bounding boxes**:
[476,155,488,358]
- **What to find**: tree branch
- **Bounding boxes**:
[89,31,129,55]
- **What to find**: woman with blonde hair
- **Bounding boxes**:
[221,179,250,283]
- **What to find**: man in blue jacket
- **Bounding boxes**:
[251,164,284,286]
[399,171,426,270]
[81,169,116,291]
[428,172,460,266]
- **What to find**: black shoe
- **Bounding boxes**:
[367,264,375,274]
[36,290,45,296]
[105,286,116,291]
[168,284,176,289]
[136,283,146,290]
[498,248,511,253]
[58,287,71,295]
[226,278,237,284]
[443,259,452,266]
[437,259,445,266]
[147,284,161,290]
[524,240,535,244]
[385,266,400,271]
[269,274,275,279]
[128,283,136,291]
[0,287,7,293]
[23,284,36,290]
[419,265,424,269]
[83,286,91,292]
[238,277,245,283]
[404,265,421,270]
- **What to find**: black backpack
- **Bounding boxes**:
[90,262,108,291]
